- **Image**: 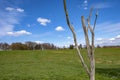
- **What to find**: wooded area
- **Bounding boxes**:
[0,42,57,50]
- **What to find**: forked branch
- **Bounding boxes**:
[63,1,98,80]
[63,0,90,76]
[84,7,98,80]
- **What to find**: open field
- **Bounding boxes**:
[0,48,120,80]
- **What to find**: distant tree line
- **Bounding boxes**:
[0,43,9,50]
[0,42,120,51]
[0,42,57,50]
[102,45,120,48]
[68,44,82,49]
[95,45,120,48]
[68,44,120,49]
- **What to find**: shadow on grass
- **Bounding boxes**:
[96,68,120,78]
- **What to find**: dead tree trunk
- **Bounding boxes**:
[81,8,98,80]
[63,0,98,80]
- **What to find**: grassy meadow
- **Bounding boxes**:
[0,48,120,80]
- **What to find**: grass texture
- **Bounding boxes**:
[0,48,120,80]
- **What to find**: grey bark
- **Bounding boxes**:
[63,0,90,76]
[63,0,98,80]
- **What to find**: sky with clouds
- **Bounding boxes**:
[0,0,120,47]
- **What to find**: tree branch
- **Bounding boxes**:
[88,7,93,21]
[63,0,90,75]
[93,10,98,31]
[87,7,94,34]
[81,16,91,59]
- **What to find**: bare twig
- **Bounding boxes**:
[88,7,93,20]
[87,7,94,34]
[93,10,98,31]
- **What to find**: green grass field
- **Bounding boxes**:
[0,48,120,80]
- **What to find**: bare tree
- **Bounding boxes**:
[0,43,10,50]
[25,41,37,50]
[63,0,98,80]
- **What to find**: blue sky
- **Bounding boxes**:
[0,0,120,47]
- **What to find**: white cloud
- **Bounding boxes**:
[7,30,31,36]
[55,26,64,31]
[93,3,111,9]
[82,0,88,10]
[95,22,120,35]
[95,34,120,46]
[16,8,24,12]
[0,12,19,36]
[5,7,14,11]
[37,17,51,26]
[35,41,44,44]
[0,6,24,36]
[0,24,14,36]
[84,0,87,4]
[27,24,37,27]
[96,38,103,41]
[109,38,115,41]
[67,36,72,39]
[116,35,120,38]
[6,7,24,12]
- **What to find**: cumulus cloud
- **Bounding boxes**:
[16,8,24,12]
[82,0,88,10]
[95,35,120,46]
[55,26,64,31]
[37,17,51,26]
[7,30,31,36]
[94,22,120,46]
[5,7,14,11]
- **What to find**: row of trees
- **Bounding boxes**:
[1,42,119,50]
[102,45,120,48]
[69,44,82,49]
[69,44,120,49]
[0,42,57,50]
[0,43,9,50]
